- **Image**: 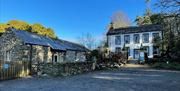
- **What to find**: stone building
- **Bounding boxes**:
[107,24,163,59]
[0,28,89,65]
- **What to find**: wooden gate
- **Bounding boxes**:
[0,61,30,81]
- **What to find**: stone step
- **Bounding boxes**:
[123,64,150,68]
[128,60,139,64]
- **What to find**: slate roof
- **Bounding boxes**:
[107,24,163,35]
[11,29,88,52]
[0,33,3,36]
[55,39,89,52]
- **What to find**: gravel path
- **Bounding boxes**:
[1,65,180,91]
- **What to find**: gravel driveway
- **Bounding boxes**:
[1,65,180,91]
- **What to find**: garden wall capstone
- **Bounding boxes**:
[39,61,94,76]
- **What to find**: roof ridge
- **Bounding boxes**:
[112,24,160,31]
[55,38,89,51]
[107,24,163,35]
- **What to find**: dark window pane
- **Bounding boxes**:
[153,33,159,38]
[124,35,130,44]
[133,34,140,44]
[143,33,149,43]
[115,36,121,45]
[55,55,57,62]
[115,47,121,53]
[153,33,159,43]
[153,46,159,55]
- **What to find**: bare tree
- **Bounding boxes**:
[110,11,131,29]
[77,33,97,50]
[156,0,180,14]
[145,0,152,16]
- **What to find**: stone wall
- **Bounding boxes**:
[65,51,86,62]
[52,51,65,63]
[30,45,51,73]
[0,30,52,63]
[31,45,50,63]
[65,51,76,62]
[40,61,94,76]
[76,52,86,61]
[0,30,26,61]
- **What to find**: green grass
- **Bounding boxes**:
[151,62,180,71]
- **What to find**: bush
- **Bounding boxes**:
[111,52,128,65]
[88,50,128,69]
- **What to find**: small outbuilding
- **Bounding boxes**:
[0,28,89,73]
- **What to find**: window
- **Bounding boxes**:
[124,35,130,44]
[143,33,149,43]
[153,33,159,38]
[115,47,121,53]
[5,51,11,61]
[133,34,140,44]
[52,54,58,63]
[115,36,121,45]
[134,49,139,59]
[152,33,160,43]
[59,53,64,62]
[153,46,159,55]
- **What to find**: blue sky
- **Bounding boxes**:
[0,0,158,42]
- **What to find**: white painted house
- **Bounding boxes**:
[107,24,163,59]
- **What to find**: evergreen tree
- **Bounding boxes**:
[135,0,152,26]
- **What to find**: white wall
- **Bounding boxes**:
[108,31,162,59]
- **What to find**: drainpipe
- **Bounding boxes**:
[161,27,164,55]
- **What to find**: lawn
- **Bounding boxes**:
[151,62,180,71]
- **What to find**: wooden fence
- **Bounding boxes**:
[0,61,30,81]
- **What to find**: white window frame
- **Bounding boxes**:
[115,36,121,45]
[124,35,130,44]
[143,33,149,43]
[4,50,11,61]
[133,34,140,44]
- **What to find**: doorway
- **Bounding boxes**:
[134,49,140,59]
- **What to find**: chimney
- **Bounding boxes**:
[109,22,114,30]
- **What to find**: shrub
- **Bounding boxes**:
[88,50,128,69]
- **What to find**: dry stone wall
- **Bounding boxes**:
[0,30,28,61]
[40,61,94,76]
